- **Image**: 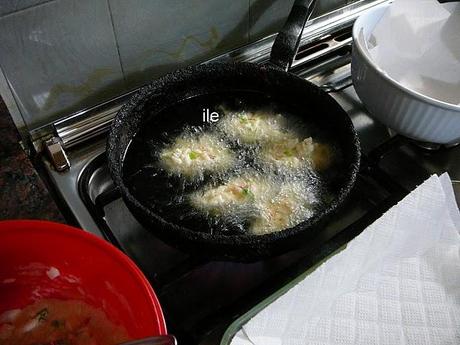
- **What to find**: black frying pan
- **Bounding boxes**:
[107,0,361,262]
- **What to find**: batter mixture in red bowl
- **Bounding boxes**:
[0,220,166,345]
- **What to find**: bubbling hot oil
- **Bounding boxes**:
[123,92,340,236]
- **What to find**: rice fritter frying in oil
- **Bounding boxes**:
[159,133,235,178]
[156,108,334,235]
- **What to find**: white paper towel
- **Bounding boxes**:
[231,173,460,345]
[366,0,460,106]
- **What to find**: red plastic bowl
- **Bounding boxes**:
[0,220,166,339]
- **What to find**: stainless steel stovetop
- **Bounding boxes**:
[36,2,459,344]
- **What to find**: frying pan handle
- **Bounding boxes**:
[269,0,317,71]
[437,0,460,2]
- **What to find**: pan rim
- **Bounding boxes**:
[107,61,361,247]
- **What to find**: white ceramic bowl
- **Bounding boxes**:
[351,4,460,145]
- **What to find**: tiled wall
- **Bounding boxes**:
[0,0,353,129]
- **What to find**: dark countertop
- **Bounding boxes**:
[0,98,64,222]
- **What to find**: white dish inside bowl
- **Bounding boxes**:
[358,0,460,107]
